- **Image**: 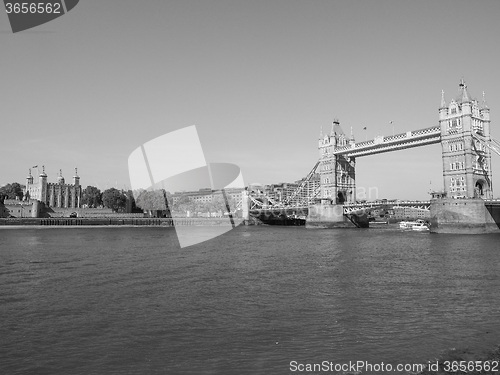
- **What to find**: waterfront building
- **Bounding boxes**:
[263,182,299,203]
[391,206,429,220]
[295,173,320,203]
[24,167,82,208]
[171,187,243,206]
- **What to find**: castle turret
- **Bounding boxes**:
[57,169,65,184]
[73,168,80,187]
[26,169,33,186]
[39,166,48,203]
[31,200,40,218]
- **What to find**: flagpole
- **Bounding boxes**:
[390,121,394,136]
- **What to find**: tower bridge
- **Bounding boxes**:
[247,80,500,231]
[317,79,494,205]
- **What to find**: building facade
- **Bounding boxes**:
[24,167,82,208]
[391,206,429,220]
[263,182,299,203]
[171,187,243,206]
[439,80,492,199]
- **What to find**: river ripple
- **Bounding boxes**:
[1,226,499,374]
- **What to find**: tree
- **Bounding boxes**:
[136,189,168,210]
[81,186,102,208]
[0,182,24,201]
[172,194,193,216]
[102,188,127,212]
[135,189,171,217]
[125,190,142,213]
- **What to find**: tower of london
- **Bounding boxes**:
[24,167,82,208]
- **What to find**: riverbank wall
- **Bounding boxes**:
[0,217,235,227]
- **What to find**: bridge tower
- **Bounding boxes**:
[439,79,492,199]
[318,120,356,204]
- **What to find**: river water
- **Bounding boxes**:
[1,226,499,374]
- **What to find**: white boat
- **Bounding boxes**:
[399,220,418,229]
[412,220,429,231]
[399,219,429,231]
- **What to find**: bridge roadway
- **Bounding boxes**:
[248,199,500,227]
[249,200,433,217]
[332,126,441,157]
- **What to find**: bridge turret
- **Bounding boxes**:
[318,119,356,204]
[439,90,448,120]
[349,127,355,146]
[459,79,472,116]
[480,91,491,137]
[439,79,492,199]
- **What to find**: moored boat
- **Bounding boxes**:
[399,220,418,229]
[399,219,429,231]
[412,219,430,231]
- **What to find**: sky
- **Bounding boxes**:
[1,0,500,200]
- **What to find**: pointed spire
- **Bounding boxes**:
[330,122,334,135]
[74,167,78,177]
[350,126,354,140]
[459,78,470,103]
[481,91,489,109]
[319,126,323,138]
[59,169,63,177]
[440,89,446,108]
